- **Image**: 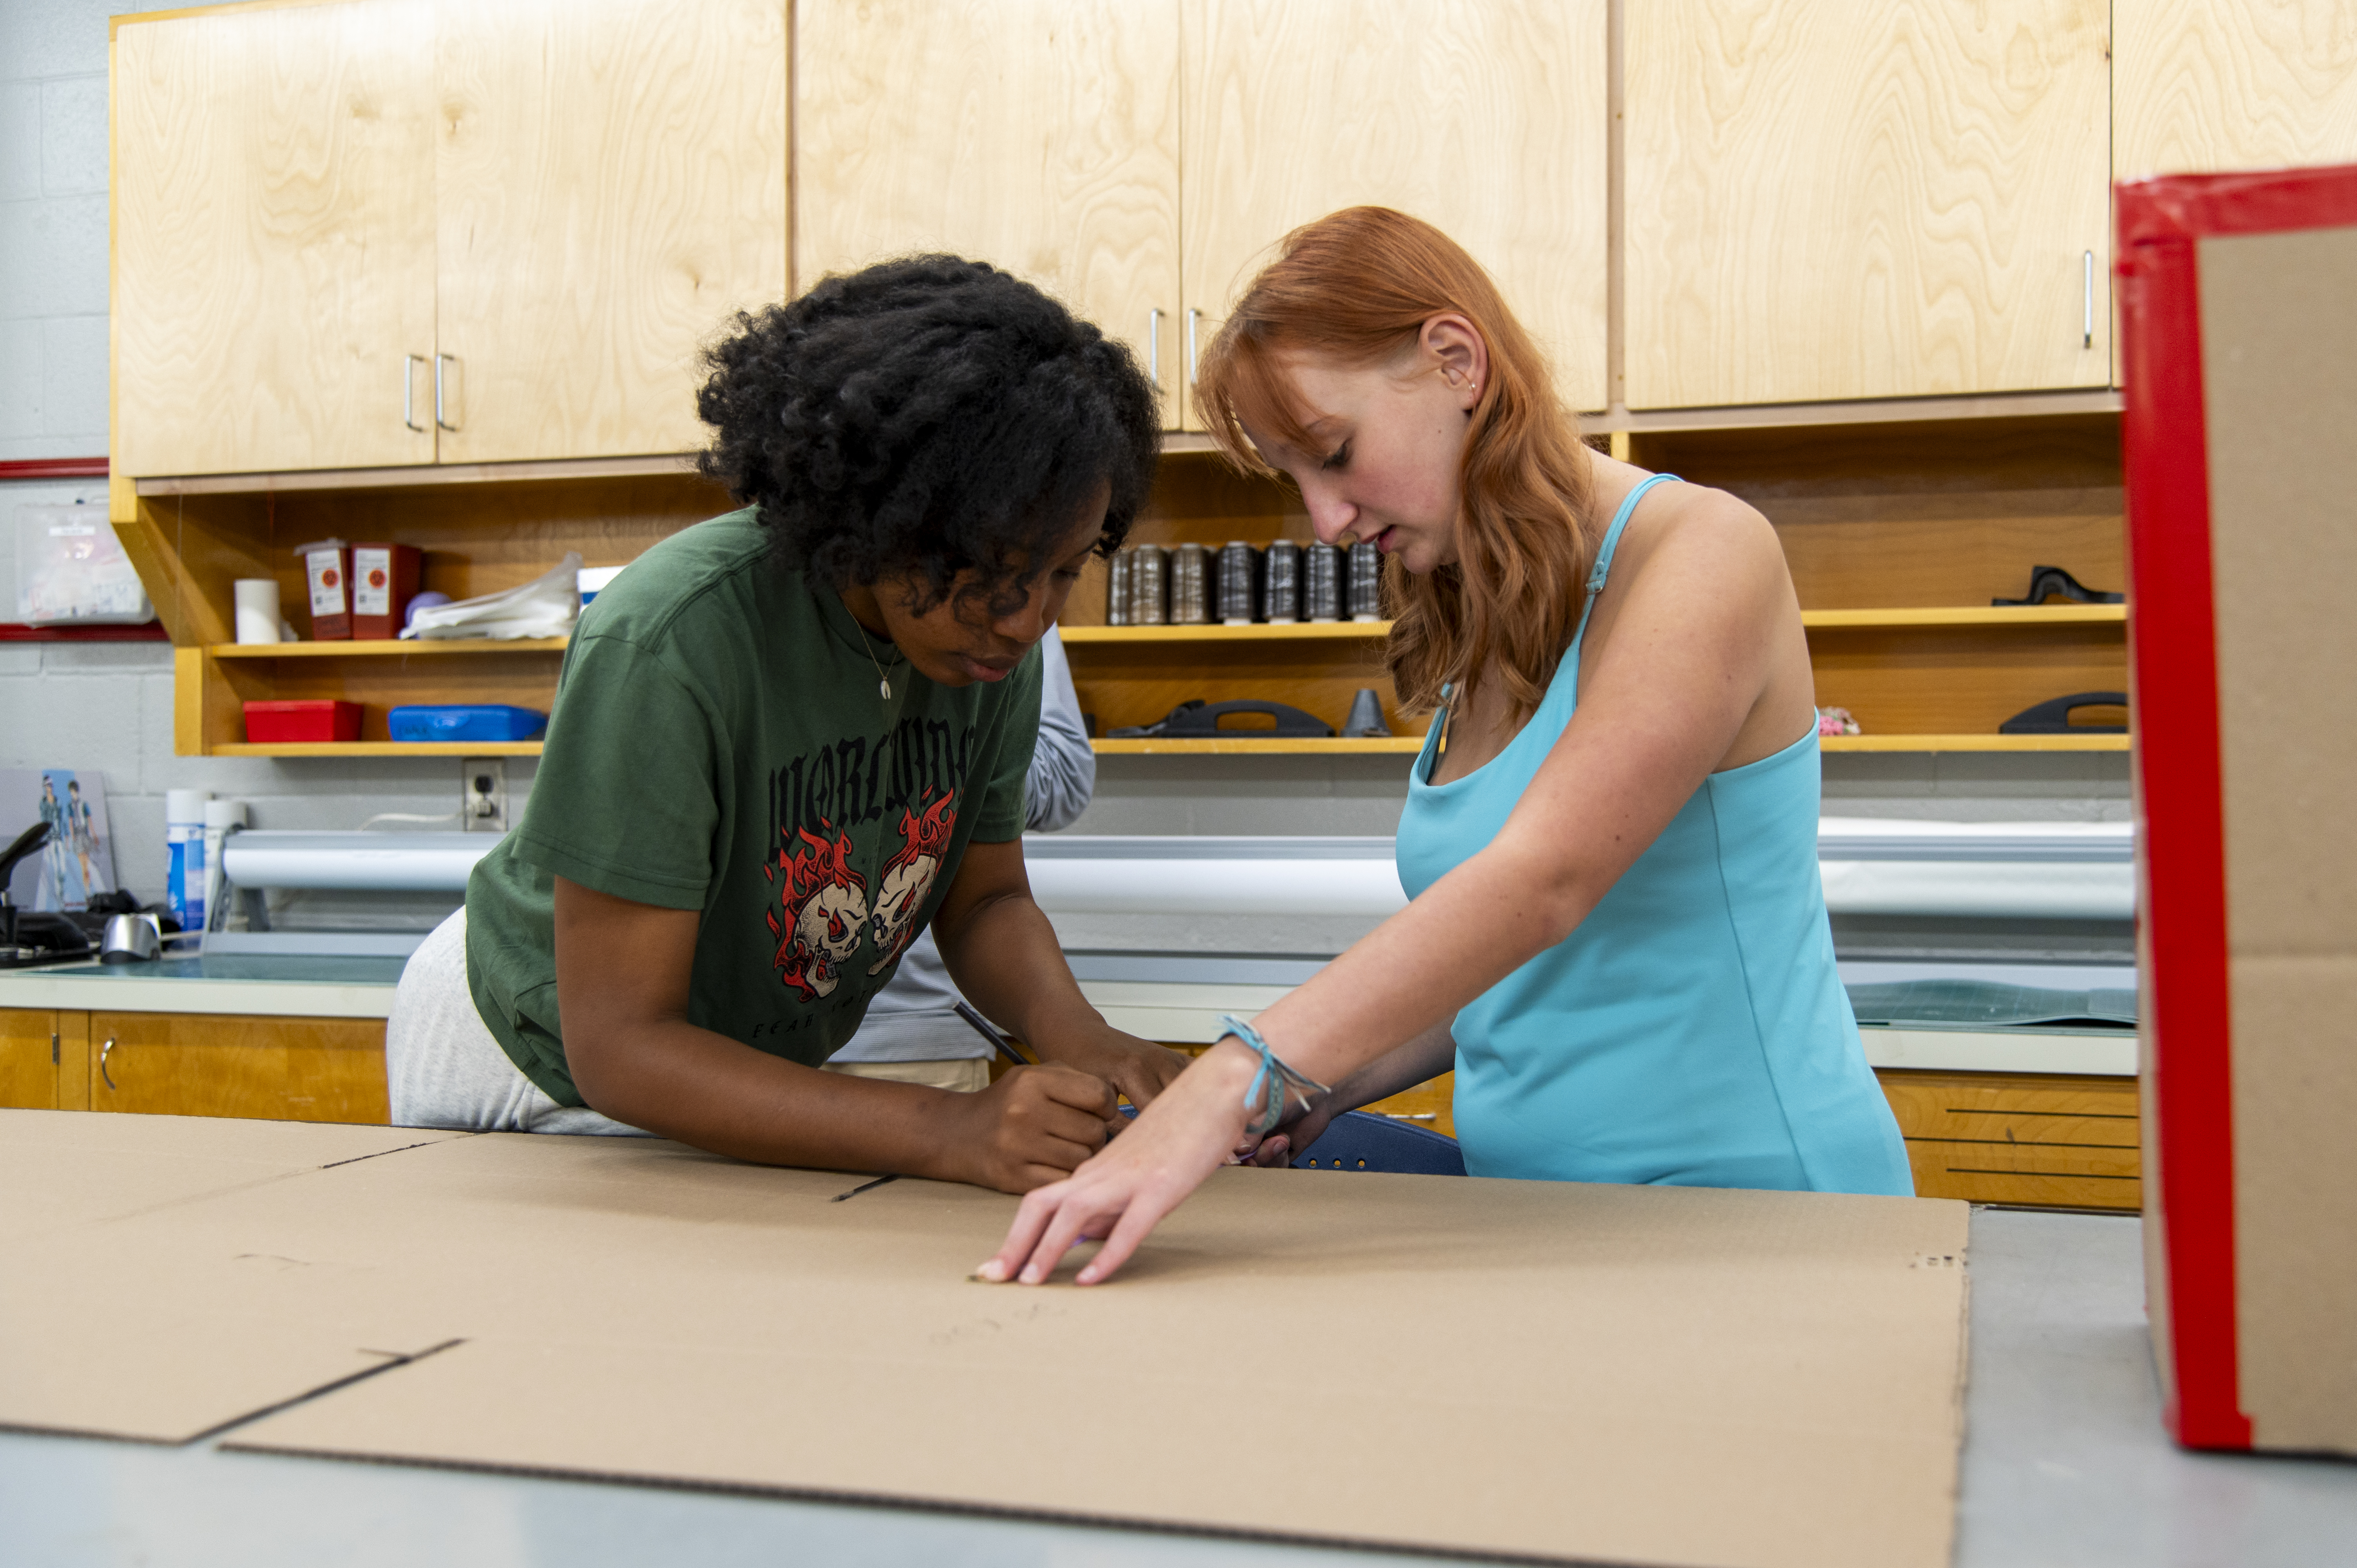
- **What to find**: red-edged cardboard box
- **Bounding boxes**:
[2120,162,2357,1457]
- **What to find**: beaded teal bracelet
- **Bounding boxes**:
[1217,1014,1330,1139]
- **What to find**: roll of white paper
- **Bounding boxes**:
[219,831,496,893]
[233,579,283,644]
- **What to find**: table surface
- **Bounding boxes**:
[1,1207,2348,1568]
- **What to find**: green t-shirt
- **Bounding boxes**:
[465,507,1042,1106]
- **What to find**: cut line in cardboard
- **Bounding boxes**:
[7,1114,1970,1568]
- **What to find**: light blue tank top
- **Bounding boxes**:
[1396,475,1912,1195]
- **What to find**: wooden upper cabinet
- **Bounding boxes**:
[433,0,788,463]
[2116,0,2357,179]
[113,0,438,477]
[1179,0,1609,427]
[1625,0,2112,409]
[794,0,1183,427]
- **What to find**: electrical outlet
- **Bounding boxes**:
[461,759,508,834]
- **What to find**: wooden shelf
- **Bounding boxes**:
[206,741,546,758]
[1801,605,2124,629]
[1061,621,1390,644]
[1092,737,1424,755]
[1821,733,2127,753]
[1089,733,2122,756]
[209,638,569,659]
[1068,608,2120,640]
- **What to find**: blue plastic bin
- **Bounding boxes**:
[386,704,548,743]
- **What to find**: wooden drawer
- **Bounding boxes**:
[1878,1070,2140,1211]
[90,1012,389,1125]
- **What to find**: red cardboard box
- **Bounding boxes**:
[350,543,421,641]
[243,700,363,744]
[2120,161,2357,1456]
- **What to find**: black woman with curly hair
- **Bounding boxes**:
[384,257,1190,1191]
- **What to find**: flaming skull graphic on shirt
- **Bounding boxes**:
[868,790,957,976]
[765,823,869,1000]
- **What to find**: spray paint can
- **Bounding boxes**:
[1106,547,1132,626]
[1130,544,1167,625]
[1305,543,1342,623]
[1262,541,1301,623]
[1348,541,1383,622]
[1171,543,1212,624]
[1216,541,1259,625]
[165,788,209,931]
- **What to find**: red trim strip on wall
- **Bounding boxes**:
[0,458,109,481]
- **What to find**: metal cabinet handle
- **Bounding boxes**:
[1147,307,1163,385]
[2083,250,2094,350]
[403,355,429,432]
[100,1036,117,1092]
[1186,307,1201,380]
[434,353,459,431]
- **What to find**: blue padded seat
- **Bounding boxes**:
[1290,1110,1466,1176]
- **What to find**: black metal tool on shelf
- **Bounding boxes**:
[0,822,94,969]
[1157,699,1335,739]
[1340,688,1390,738]
[1998,692,2129,734]
[1992,565,2123,606]
[1104,699,1206,739]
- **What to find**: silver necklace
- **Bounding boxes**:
[854,624,902,702]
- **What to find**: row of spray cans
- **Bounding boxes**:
[1106,540,1382,626]
[163,790,247,932]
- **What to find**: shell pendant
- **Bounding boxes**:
[879,678,892,701]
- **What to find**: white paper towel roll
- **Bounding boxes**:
[220,832,497,893]
[233,579,282,645]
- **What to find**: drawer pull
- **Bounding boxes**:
[1382,1112,1437,1122]
[100,1036,117,1091]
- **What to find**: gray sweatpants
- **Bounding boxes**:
[386,908,649,1135]
[386,908,991,1134]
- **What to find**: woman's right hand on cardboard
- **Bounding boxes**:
[975,1039,1260,1285]
[949,1062,1125,1194]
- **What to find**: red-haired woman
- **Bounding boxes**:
[981,207,1911,1287]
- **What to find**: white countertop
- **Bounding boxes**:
[0,956,2138,1074]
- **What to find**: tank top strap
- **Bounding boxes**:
[1571,473,1683,652]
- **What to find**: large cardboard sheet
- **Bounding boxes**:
[0,1109,463,1244]
[7,1114,1969,1567]
[2198,220,2357,1454]
[0,1113,468,1439]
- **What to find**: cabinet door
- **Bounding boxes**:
[1626,0,2111,409]
[795,0,1183,426]
[2117,0,2357,179]
[432,0,789,464]
[1,1009,60,1110]
[1180,0,1608,426]
[91,1013,389,1125]
[114,0,438,477]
